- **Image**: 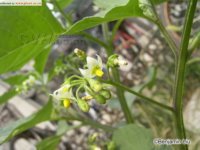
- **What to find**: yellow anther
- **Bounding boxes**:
[63,99,71,108]
[95,68,104,77]
[82,95,93,100]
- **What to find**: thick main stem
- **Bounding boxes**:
[173,0,198,150]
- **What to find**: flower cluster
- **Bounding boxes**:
[51,49,127,112]
[16,75,37,93]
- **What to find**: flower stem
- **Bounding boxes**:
[102,23,134,123]
[112,68,134,123]
[173,0,198,150]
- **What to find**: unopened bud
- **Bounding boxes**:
[107,54,128,67]
[99,89,111,100]
[74,48,86,59]
[88,78,102,92]
[114,59,128,66]
[107,141,116,150]
[77,99,90,112]
[88,133,98,144]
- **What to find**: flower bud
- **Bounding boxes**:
[87,78,102,92]
[77,99,90,112]
[107,141,116,150]
[99,89,111,100]
[94,95,106,104]
[107,54,128,67]
[15,86,22,93]
[74,48,86,59]
[88,133,98,144]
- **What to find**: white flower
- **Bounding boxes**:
[79,55,104,78]
[52,84,73,101]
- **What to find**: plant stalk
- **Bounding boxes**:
[173,0,198,150]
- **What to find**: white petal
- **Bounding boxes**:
[79,68,94,78]
[52,84,73,100]
[52,90,61,100]
[87,56,98,69]
[96,55,103,68]
[79,68,87,76]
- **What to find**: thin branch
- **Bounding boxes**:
[56,116,115,132]
[156,21,178,61]
[103,80,174,112]
[80,31,109,49]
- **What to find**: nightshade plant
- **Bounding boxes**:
[51,49,126,112]
[0,0,199,150]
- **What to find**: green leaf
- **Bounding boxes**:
[113,124,154,150]
[0,3,64,74]
[0,89,17,105]
[34,46,51,74]
[3,74,27,85]
[57,0,73,9]
[37,135,61,150]
[37,121,79,150]
[0,100,54,144]
[66,0,165,34]
[66,0,144,34]
[37,121,68,150]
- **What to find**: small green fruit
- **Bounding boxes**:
[88,78,102,92]
[94,95,106,104]
[77,99,90,112]
[99,89,111,100]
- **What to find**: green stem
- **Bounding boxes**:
[52,0,72,27]
[188,30,200,56]
[111,19,123,40]
[187,57,200,66]
[149,0,178,60]
[103,80,173,112]
[156,21,178,61]
[102,23,113,55]
[112,69,134,123]
[173,0,198,150]
[102,23,134,123]
[80,117,115,132]
[60,116,115,132]
[80,32,109,49]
